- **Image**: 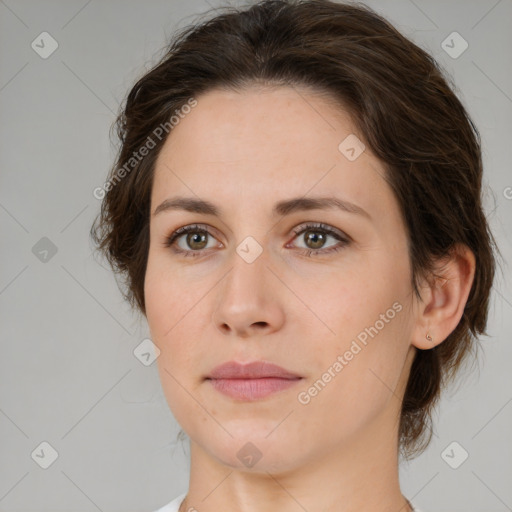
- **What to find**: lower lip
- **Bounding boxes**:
[207,377,302,400]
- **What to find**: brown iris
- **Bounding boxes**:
[303,230,326,249]
[186,230,208,250]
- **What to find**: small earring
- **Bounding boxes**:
[426,333,433,342]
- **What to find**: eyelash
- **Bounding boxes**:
[163,222,351,259]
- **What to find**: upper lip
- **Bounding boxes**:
[207,361,302,380]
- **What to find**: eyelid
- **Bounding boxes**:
[164,221,351,256]
[289,221,350,242]
[166,223,222,244]
[165,222,347,243]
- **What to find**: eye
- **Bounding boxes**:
[163,222,350,258]
[288,222,350,257]
[163,223,221,257]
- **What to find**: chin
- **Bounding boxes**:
[195,425,308,474]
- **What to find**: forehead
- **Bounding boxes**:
[157,85,356,168]
[151,85,394,221]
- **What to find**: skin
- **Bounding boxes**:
[144,85,475,512]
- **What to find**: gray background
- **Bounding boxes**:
[0,0,511,511]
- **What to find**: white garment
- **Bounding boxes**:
[152,493,186,512]
[152,494,423,512]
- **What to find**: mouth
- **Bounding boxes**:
[205,360,303,401]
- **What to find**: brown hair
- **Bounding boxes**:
[90,0,499,460]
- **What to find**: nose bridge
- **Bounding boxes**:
[223,206,273,280]
[211,233,285,336]
[225,235,273,301]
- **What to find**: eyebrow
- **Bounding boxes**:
[153,195,371,220]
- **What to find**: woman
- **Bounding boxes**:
[90,1,497,511]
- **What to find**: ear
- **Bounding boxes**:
[412,244,476,350]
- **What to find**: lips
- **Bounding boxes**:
[206,361,303,401]
[206,360,301,380]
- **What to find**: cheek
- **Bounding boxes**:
[144,253,190,339]
[145,262,206,423]
[296,312,408,442]
[297,260,410,407]
[298,264,392,345]
[144,254,210,369]
[324,251,409,336]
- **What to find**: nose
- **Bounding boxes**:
[211,249,286,338]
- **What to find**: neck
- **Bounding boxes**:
[179,407,412,512]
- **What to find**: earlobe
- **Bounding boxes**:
[412,244,476,350]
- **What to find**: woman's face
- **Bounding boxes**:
[144,85,418,472]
